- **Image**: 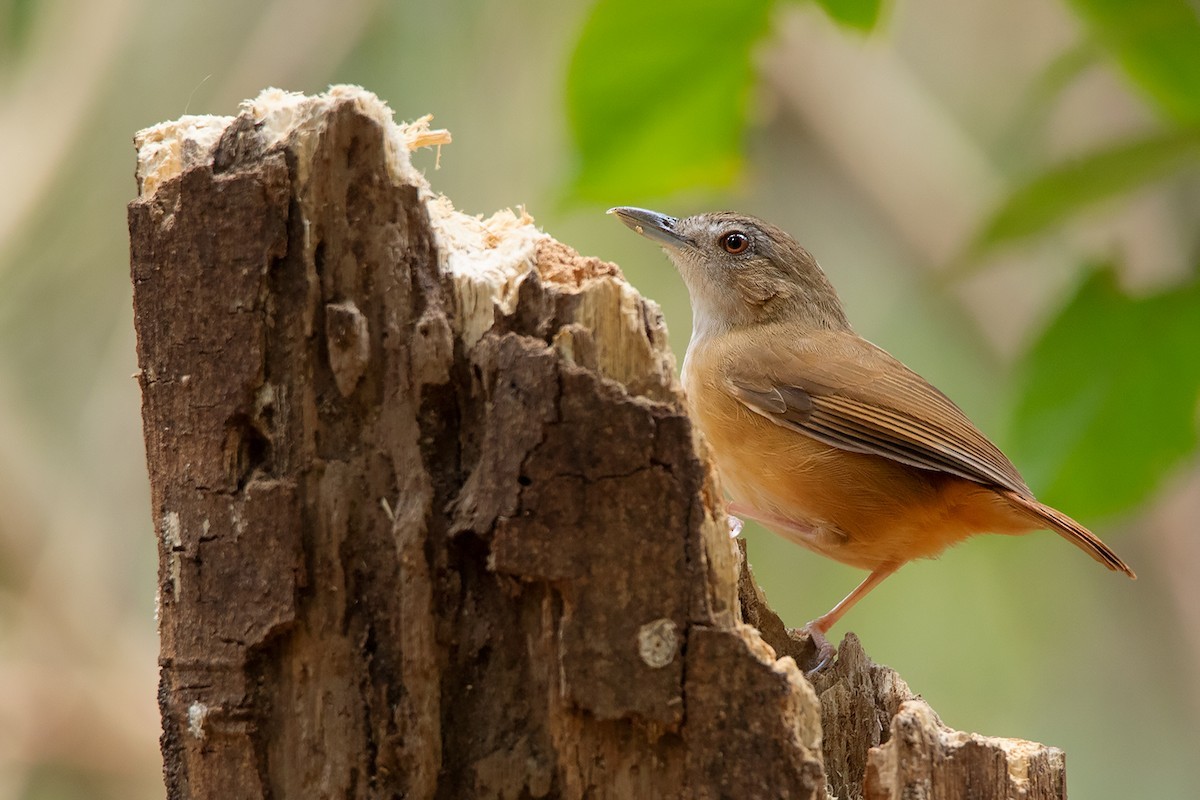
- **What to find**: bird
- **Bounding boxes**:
[609,206,1135,671]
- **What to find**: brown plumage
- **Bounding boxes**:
[610,206,1134,670]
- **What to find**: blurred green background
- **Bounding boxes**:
[1,0,1197,797]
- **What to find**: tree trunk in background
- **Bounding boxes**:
[128,87,1066,800]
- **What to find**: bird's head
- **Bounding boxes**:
[609,207,848,338]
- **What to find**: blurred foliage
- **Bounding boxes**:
[811,0,884,30]
[566,0,883,201]
[1012,268,1200,518]
[983,0,1200,246]
[566,0,1200,521]
[1067,0,1200,125]
[1006,0,1200,517]
[566,0,773,201]
[974,130,1200,249]
[0,0,36,58]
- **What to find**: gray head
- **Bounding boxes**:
[609,207,849,338]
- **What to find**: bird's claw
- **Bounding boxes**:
[800,621,836,676]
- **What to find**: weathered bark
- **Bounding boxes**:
[740,546,1066,799]
[130,87,1065,800]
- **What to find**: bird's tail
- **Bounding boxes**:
[999,490,1136,579]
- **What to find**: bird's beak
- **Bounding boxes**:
[607,207,691,250]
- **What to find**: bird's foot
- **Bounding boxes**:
[799,621,836,676]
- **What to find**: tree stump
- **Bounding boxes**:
[129,86,1066,800]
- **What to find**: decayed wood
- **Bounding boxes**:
[129,86,1064,800]
[740,544,1066,800]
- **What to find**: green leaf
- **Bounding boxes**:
[1,0,38,55]
[1068,0,1200,124]
[973,129,1200,251]
[810,0,884,31]
[996,41,1101,162]
[1011,268,1200,519]
[565,0,774,202]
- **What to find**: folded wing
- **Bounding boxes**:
[726,330,1030,496]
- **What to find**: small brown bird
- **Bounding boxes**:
[611,206,1135,669]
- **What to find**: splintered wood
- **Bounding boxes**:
[740,541,1066,800]
[130,85,1066,800]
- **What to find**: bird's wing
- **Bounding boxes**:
[726,330,1031,495]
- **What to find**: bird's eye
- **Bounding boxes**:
[719,231,750,255]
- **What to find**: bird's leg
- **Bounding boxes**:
[802,562,900,674]
[726,500,900,673]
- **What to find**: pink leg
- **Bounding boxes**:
[802,563,900,673]
[809,563,900,634]
[726,500,902,673]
